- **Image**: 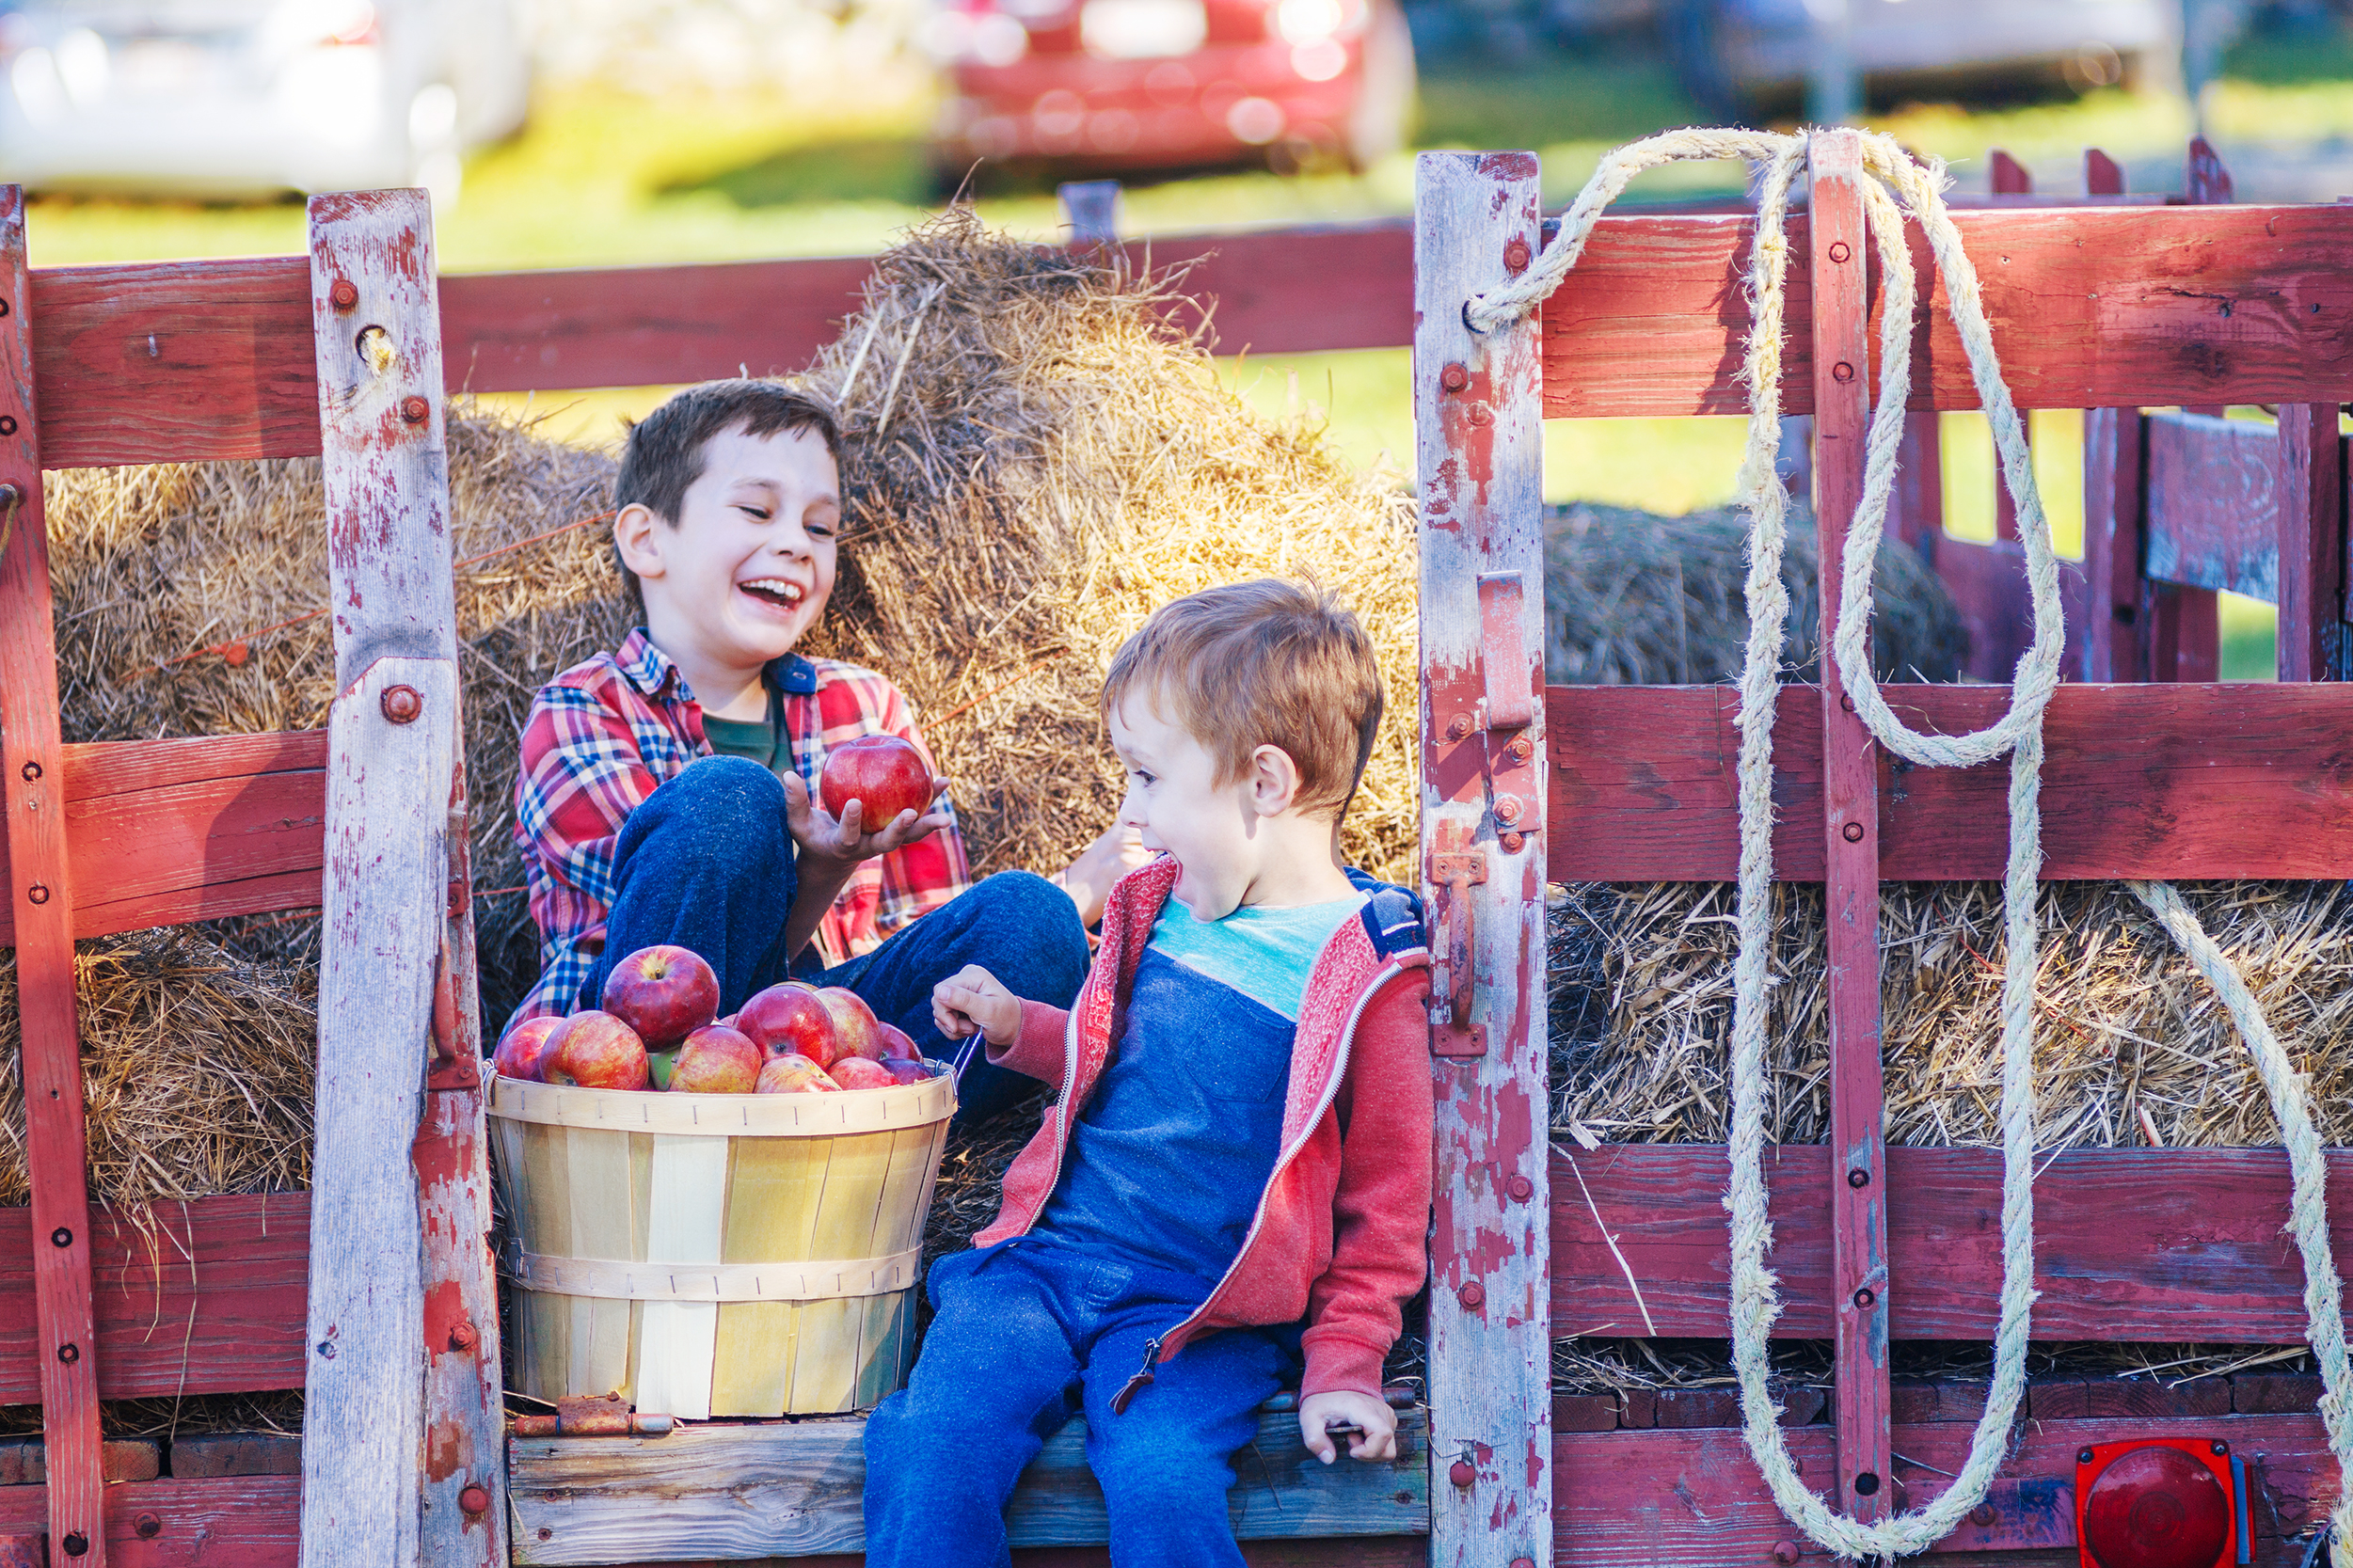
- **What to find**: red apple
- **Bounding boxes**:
[738,982,839,1067]
[601,945,720,1047]
[882,1058,932,1086]
[545,1010,650,1090]
[829,1056,896,1091]
[494,1015,565,1082]
[816,988,885,1062]
[876,1022,920,1061]
[755,1053,842,1094]
[819,735,935,826]
[669,1024,760,1094]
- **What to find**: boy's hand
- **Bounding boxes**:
[784,772,952,867]
[1298,1391,1397,1465]
[933,964,1023,1049]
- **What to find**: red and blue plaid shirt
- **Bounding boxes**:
[510,627,971,1024]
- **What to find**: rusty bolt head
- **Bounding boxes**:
[1828,241,1852,264]
[1852,1287,1876,1309]
[1439,362,1470,393]
[449,1320,480,1353]
[329,279,359,311]
[1848,1166,1870,1188]
[538,1528,554,1543]
[1839,690,1856,713]
[135,1513,162,1540]
[60,1532,87,1558]
[50,1227,70,1248]
[1842,821,1865,843]
[1503,237,1533,272]
[1469,404,1493,427]
[1499,831,1525,854]
[1494,796,1524,827]
[1970,1502,1996,1528]
[1832,361,1856,384]
[1505,736,1532,764]
[1445,712,1473,741]
[1506,1173,1535,1202]
[382,684,422,724]
[401,395,432,425]
[1449,1458,1477,1489]
[57,1341,77,1363]
[1773,1541,1800,1565]
[460,1484,491,1516]
[26,882,48,904]
[1510,1559,1535,1568]
[1458,1279,1485,1308]
[20,760,39,783]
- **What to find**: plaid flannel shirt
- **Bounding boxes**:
[510,627,970,1025]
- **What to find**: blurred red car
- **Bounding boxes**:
[925,0,1415,180]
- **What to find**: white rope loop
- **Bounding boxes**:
[1472,128,2353,1566]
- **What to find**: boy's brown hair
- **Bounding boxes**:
[1104,579,1383,818]
[612,379,842,611]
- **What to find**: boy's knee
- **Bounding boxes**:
[632,756,788,854]
[1090,1433,1234,1515]
[668,754,787,813]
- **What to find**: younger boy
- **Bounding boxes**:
[862,579,1434,1568]
[509,380,1138,1117]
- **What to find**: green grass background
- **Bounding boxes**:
[31,30,2337,675]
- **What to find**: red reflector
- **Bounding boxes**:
[2079,1444,2234,1568]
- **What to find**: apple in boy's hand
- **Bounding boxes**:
[882,1057,931,1085]
[669,1024,761,1093]
[819,736,935,827]
[601,945,720,1046]
[816,987,884,1062]
[829,1056,896,1090]
[739,982,838,1066]
[494,1015,564,1082]
[545,1010,651,1090]
[755,1053,842,1093]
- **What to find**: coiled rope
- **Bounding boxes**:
[1467,127,2351,1564]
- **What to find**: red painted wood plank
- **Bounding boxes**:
[0,1475,299,1566]
[1935,535,2090,683]
[1805,131,1892,1523]
[2086,148,2125,198]
[2151,581,2223,682]
[1538,205,2353,420]
[2082,407,2147,681]
[1545,682,2353,881]
[1988,150,2031,198]
[1554,1414,2340,1565]
[29,257,318,469]
[2144,410,2281,600]
[1551,1145,2353,1341]
[0,733,327,945]
[1889,410,1942,557]
[2274,403,2344,680]
[0,1195,310,1403]
[0,184,105,1567]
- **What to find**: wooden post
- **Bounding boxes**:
[2085,148,2125,198]
[1057,181,1122,247]
[1987,150,2030,546]
[0,185,106,1568]
[301,188,473,1568]
[1805,129,1892,1525]
[1889,413,1942,562]
[1416,150,1550,1568]
[2082,407,2149,682]
[2275,402,2344,682]
[2154,136,2233,682]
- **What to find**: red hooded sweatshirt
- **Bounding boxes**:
[975,857,1434,1403]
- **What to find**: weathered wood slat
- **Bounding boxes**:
[0,182,107,1568]
[1546,682,2353,882]
[0,1474,300,1565]
[2081,407,2147,681]
[508,1408,1430,1564]
[1417,150,1553,1568]
[30,256,319,468]
[0,1195,310,1403]
[1539,204,2353,419]
[1551,1145,2353,1341]
[1554,1414,2341,1565]
[2274,403,2345,680]
[0,732,327,943]
[1935,536,2089,684]
[2144,410,2282,600]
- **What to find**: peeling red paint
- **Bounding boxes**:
[423,1418,468,1482]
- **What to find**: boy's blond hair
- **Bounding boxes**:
[1104,579,1383,819]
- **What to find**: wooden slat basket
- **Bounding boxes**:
[487,1069,955,1419]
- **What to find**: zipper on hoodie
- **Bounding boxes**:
[1110,1334,1164,1415]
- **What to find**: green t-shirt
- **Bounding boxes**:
[702,706,785,776]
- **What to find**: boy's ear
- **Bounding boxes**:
[1247,743,1303,818]
[612,502,667,582]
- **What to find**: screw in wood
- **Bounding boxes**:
[329,279,360,311]
[1510,1558,1535,1568]
[1457,1279,1485,1308]
[1847,1166,1870,1188]
[1503,237,1533,273]
[1852,1287,1876,1309]
[1449,1458,1476,1489]
[20,760,39,782]
[401,395,432,424]
[25,883,47,905]
[57,1341,78,1364]
[1853,1471,1881,1497]
[382,684,423,724]
[1828,242,1852,264]
[1832,361,1855,384]
[60,1533,87,1559]
[1843,821,1865,842]
[1839,691,1855,713]
[1970,1502,1997,1528]
[50,1227,70,1248]
[2079,1448,2096,1465]
[0,417,18,436]
[2211,1440,2229,1456]
[460,1485,491,1515]
[538,1528,554,1543]
[135,1513,162,1539]
[1506,1173,1535,1202]
[1439,362,1470,393]
[1773,1542,1800,1565]
[317,1338,337,1359]
[1469,404,1493,427]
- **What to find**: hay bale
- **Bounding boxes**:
[1546,501,1966,686]
[798,208,1420,886]
[1551,879,2353,1150]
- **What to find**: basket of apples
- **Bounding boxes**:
[485,944,955,1420]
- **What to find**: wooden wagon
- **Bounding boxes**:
[4,121,2351,1566]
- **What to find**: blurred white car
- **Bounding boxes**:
[0,0,530,202]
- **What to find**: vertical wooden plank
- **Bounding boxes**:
[2161,136,2233,681]
[1985,152,2030,546]
[1889,412,1943,562]
[301,188,462,1568]
[2085,148,2125,198]
[1805,129,1892,1524]
[1057,182,1122,247]
[0,185,106,1568]
[1416,150,1550,1568]
[1986,149,2031,198]
[2274,403,2344,681]
[2082,407,2149,681]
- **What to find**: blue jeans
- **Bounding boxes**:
[863,1237,1297,1568]
[577,755,1089,1123]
